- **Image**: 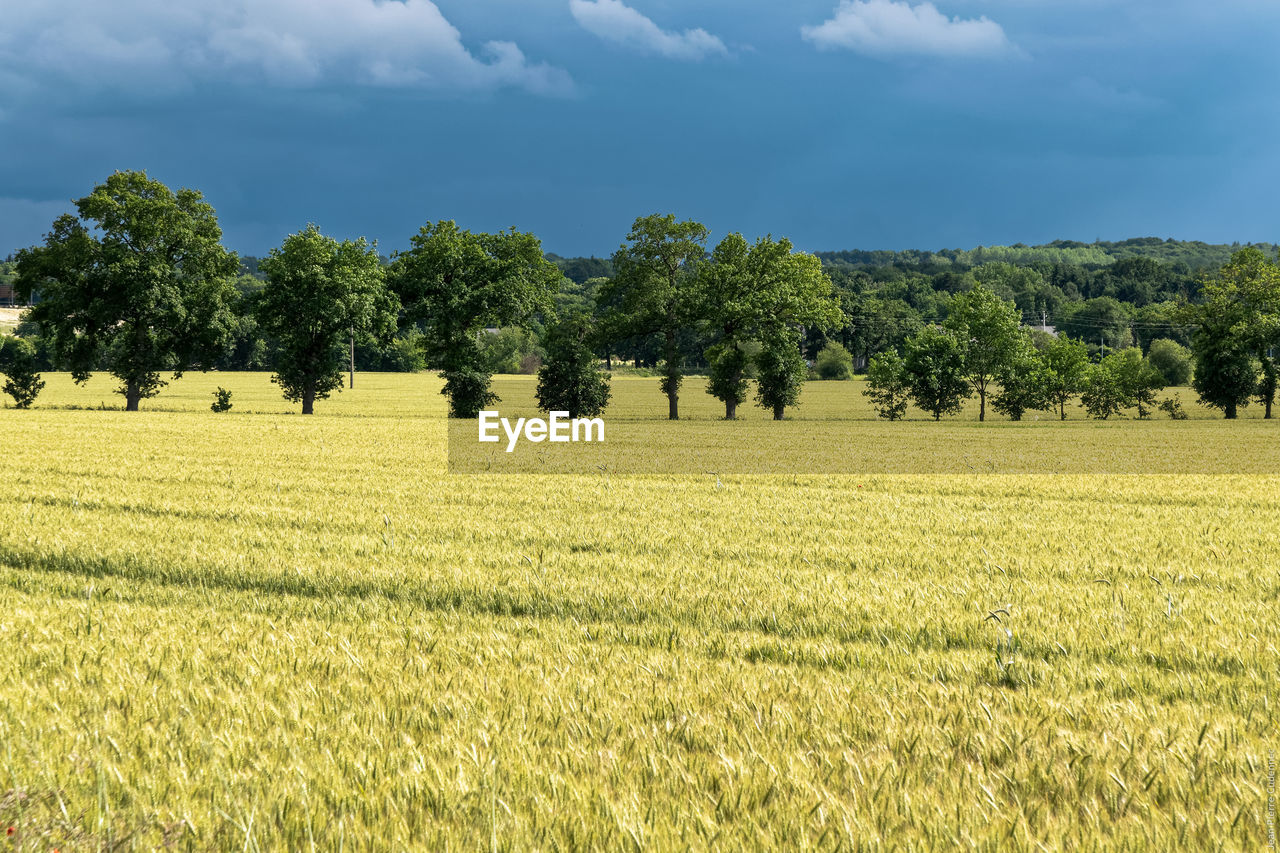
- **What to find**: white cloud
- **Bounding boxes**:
[0,0,572,97]
[569,0,727,60]
[802,1,1013,58]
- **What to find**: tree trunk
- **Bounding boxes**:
[1225,402,1237,419]
[605,353,612,371]
[773,403,784,421]
[302,387,315,415]
[726,399,737,420]
[125,383,141,412]
[978,390,986,422]
[1266,398,1273,419]
[664,326,679,421]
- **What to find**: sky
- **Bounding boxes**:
[2,0,1279,259]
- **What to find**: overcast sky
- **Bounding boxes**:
[2,0,1278,257]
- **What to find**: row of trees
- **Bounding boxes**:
[860,249,1279,421]
[4,171,1277,421]
[5,172,845,419]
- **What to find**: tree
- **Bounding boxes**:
[903,326,970,420]
[863,350,910,420]
[1112,347,1165,418]
[535,314,611,418]
[697,232,753,417]
[13,170,239,410]
[815,341,854,379]
[390,221,560,418]
[1039,336,1090,420]
[945,284,1026,421]
[706,341,751,419]
[1203,248,1280,418]
[741,238,842,420]
[1080,355,1130,420]
[0,336,44,408]
[990,350,1047,421]
[1191,321,1256,419]
[598,214,709,420]
[1185,250,1275,419]
[754,332,807,420]
[255,225,397,415]
[1146,338,1193,386]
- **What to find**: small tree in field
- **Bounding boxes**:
[256,225,398,415]
[390,220,560,419]
[0,337,44,408]
[1113,348,1165,418]
[1037,336,1090,420]
[536,314,611,418]
[904,326,970,420]
[864,350,910,420]
[754,333,807,420]
[1080,356,1130,419]
[991,353,1047,421]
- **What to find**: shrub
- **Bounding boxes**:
[815,341,854,380]
[211,387,233,413]
[0,336,45,409]
[1158,397,1188,420]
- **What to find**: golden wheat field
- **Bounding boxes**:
[1,371,1278,850]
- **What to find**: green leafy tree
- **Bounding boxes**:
[598,214,709,420]
[0,336,44,408]
[1080,356,1131,420]
[863,349,910,420]
[255,225,397,415]
[945,284,1027,421]
[535,314,611,418]
[1039,336,1090,420]
[13,170,239,410]
[904,326,970,420]
[1112,347,1166,418]
[706,342,750,419]
[815,341,854,380]
[742,238,842,420]
[754,332,807,420]
[1184,251,1276,419]
[1208,248,1280,418]
[991,351,1048,421]
[389,221,559,418]
[1146,338,1193,386]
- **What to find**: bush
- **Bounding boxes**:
[1158,397,1188,419]
[211,387,233,413]
[815,341,854,380]
[442,368,498,419]
[1147,338,1192,386]
[0,336,45,409]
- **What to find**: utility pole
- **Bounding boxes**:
[349,327,355,390]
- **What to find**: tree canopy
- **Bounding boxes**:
[14,170,239,410]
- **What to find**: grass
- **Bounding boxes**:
[0,371,1277,849]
